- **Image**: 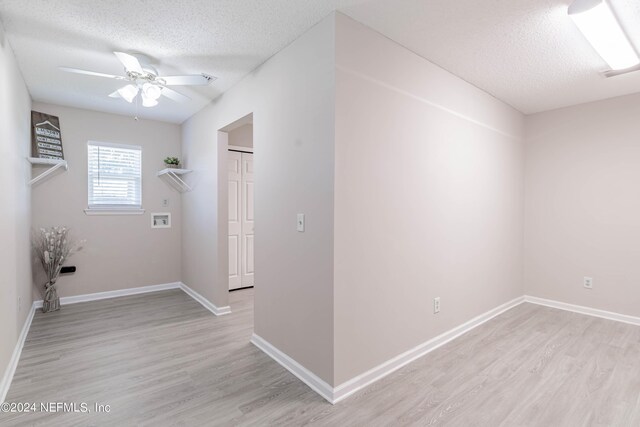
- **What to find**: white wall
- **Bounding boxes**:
[0,21,32,395]
[333,14,525,385]
[181,15,336,383]
[524,92,640,316]
[31,102,182,298]
[182,12,526,388]
[229,124,253,148]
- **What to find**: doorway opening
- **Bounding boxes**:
[220,114,254,295]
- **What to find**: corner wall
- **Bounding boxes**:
[181,14,336,383]
[333,14,525,385]
[524,93,640,316]
[0,21,32,396]
[30,102,182,298]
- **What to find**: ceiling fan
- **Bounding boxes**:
[60,52,216,107]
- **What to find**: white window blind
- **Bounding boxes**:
[87,141,142,209]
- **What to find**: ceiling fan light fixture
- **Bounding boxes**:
[568,0,639,71]
[143,82,162,100]
[117,84,139,103]
[141,92,158,108]
[60,51,210,109]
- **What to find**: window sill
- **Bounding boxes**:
[84,208,145,216]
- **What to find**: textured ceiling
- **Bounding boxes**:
[342,0,640,114]
[1,0,639,122]
[0,0,368,123]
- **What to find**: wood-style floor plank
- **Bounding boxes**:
[2,289,640,426]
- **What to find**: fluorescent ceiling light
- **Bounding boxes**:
[569,0,639,70]
[117,84,139,103]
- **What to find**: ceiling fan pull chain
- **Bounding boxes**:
[134,93,139,121]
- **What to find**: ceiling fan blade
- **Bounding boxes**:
[161,87,191,103]
[59,67,126,80]
[114,51,144,74]
[161,74,216,86]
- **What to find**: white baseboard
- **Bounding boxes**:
[32,281,231,316]
[332,295,525,403]
[524,295,640,326]
[328,296,640,404]
[34,282,182,307]
[250,333,334,403]
[180,283,231,316]
[251,296,526,404]
[1,302,37,404]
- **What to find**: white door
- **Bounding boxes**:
[241,152,254,287]
[228,151,242,290]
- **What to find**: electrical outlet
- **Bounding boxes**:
[584,277,593,289]
[434,297,441,314]
[162,198,170,207]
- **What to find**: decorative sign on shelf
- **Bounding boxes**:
[31,111,65,160]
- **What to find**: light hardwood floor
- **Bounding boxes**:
[2,289,640,426]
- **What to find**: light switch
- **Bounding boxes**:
[297,213,305,232]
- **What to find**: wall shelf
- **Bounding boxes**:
[27,157,68,186]
[158,168,192,192]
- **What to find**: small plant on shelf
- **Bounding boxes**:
[164,157,180,169]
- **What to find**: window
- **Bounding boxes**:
[87,141,142,212]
